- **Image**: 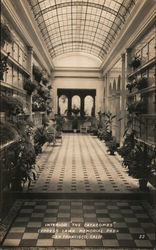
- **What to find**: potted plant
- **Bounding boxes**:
[105,112,116,131]
[24,77,37,95]
[106,137,118,155]
[4,118,37,191]
[127,99,147,115]
[136,77,148,90]
[1,94,24,116]
[33,65,43,82]
[97,128,104,140]
[0,52,10,81]
[42,76,49,85]
[32,94,46,112]
[135,99,147,114]
[71,106,80,116]
[126,80,137,93]
[118,130,155,191]
[54,114,64,132]
[88,116,98,135]
[0,121,19,145]
[72,116,78,132]
[37,84,50,100]
[47,85,52,90]
[1,22,14,47]
[130,55,141,70]
[46,102,53,115]
[34,126,48,155]
[42,115,49,127]
[7,139,36,191]
[127,102,136,114]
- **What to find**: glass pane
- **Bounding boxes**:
[28,0,136,60]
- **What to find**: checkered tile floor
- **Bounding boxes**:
[28,134,145,193]
[2,199,155,248]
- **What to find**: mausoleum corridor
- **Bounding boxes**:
[1,0,156,248]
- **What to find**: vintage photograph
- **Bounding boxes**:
[0,0,156,249]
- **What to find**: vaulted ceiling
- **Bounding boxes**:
[28,0,136,61]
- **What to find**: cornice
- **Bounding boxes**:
[54,76,101,79]
[100,0,156,75]
[1,0,54,73]
[54,67,102,79]
[54,67,100,72]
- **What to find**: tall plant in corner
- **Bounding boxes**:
[118,111,156,191]
[103,112,117,155]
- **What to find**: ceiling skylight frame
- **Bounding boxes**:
[28,0,136,60]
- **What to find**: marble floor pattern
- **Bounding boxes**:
[29,133,141,193]
[2,199,155,248]
[1,134,156,249]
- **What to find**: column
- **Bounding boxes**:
[92,96,96,116]
[105,73,108,113]
[27,46,33,77]
[103,75,106,113]
[80,96,84,116]
[67,95,72,116]
[57,95,60,115]
[116,90,121,143]
[120,53,126,145]
[27,46,33,120]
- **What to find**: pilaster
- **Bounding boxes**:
[120,53,126,145]
[26,46,33,120]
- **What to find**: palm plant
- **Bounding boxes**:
[130,55,141,70]
[24,78,37,95]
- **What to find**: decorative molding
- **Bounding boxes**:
[54,67,100,72]
[54,67,102,79]
[54,76,101,79]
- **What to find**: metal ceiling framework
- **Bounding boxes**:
[28,0,136,61]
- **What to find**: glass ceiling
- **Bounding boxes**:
[28,0,136,61]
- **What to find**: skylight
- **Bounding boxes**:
[28,0,136,61]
